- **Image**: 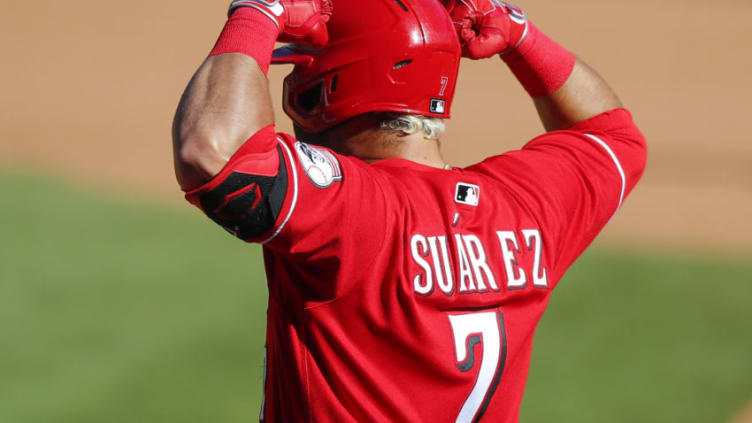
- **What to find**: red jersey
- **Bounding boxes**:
[188,109,646,422]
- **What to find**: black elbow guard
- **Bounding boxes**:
[187,147,288,241]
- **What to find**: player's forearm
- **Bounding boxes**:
[532,58,623,131]
[172,53,273,190]
[502,24,623,132]
[172,7,278,191]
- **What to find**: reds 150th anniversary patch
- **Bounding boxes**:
[294,142,343,188]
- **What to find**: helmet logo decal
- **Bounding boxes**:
[430,99,447,114]
[439,76,450,96]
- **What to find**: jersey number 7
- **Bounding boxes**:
[448,311,507,423]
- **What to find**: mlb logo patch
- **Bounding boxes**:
[455,183,480,206]
[430,98,446,114]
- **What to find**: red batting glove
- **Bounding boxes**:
[229,0,333,47]
[443,0,528,59]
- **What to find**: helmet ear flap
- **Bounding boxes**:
[297,82,324,113]
[283,76,326,121]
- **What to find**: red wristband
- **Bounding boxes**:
[209,8,279,74]
[501,23,576,97]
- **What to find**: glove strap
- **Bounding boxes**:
[501,23,576,97]
[209,6,279,74]
[497,1,529,54]
[228,0,284,26]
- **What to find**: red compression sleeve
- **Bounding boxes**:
[502,23,576,97]
[209,8,278,74]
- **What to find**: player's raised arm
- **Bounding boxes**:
[449,1,647,275]
[443,0,623,131]
[172,0,331,191]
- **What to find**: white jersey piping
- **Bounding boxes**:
[584,133,626,213]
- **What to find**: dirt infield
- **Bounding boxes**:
[731,402,752,423]
[1,0,751,254]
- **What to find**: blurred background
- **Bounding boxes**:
[1,0,750,422]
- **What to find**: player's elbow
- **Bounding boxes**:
[174,132,229,191]
[637,131,648,173]
[624,126,648,184]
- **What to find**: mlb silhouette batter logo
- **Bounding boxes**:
[455,182,480,206]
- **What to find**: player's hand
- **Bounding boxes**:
[442,0,528,59]
[229,0,333,47]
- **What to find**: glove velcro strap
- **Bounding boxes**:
[228,0,283,27]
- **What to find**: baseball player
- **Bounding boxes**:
[172,0,646,421]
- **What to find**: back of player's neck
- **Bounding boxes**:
[358,137,446,169]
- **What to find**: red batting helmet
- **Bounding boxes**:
[271,0,461,133]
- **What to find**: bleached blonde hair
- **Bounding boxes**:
[379,113,446,140]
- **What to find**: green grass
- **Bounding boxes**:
[523,252,752,422]
[0,170,750,422]
[0,171,268,423]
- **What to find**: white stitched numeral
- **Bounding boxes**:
[448,311,507,422]
[439,76,449,96]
